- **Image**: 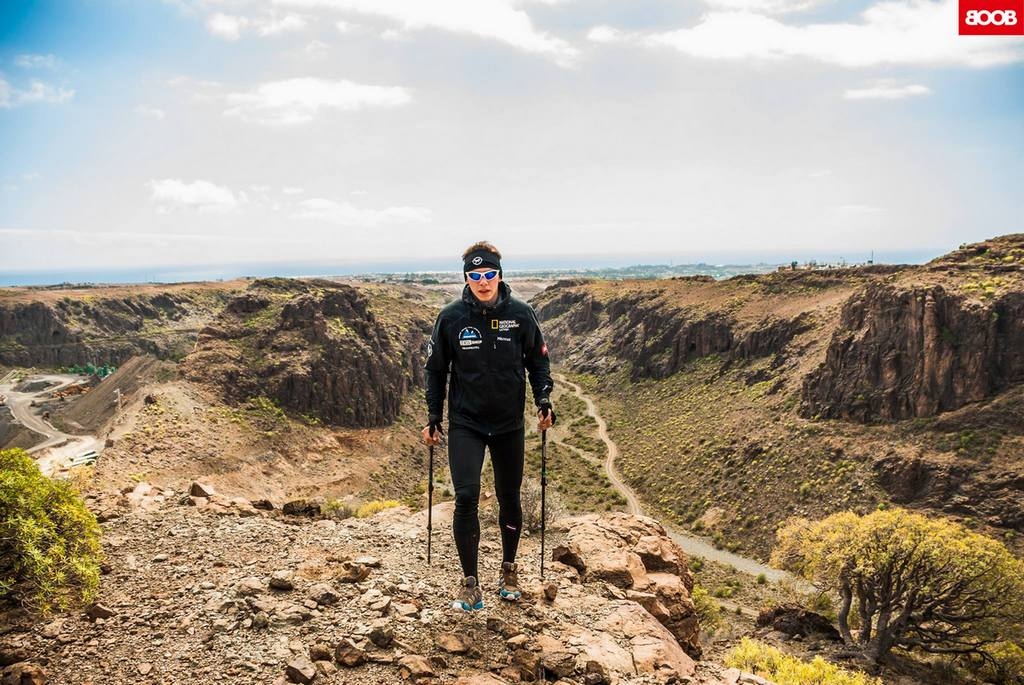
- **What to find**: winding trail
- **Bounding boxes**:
[555,374,796,585]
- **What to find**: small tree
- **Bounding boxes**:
[772,508,1024,671]
[0,448,102,614]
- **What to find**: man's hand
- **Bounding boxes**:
[537,402,555,432]
[422,420,443,445]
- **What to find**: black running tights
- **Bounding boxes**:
[447,424,525,580]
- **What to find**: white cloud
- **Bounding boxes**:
[282,186,305,194]
[0,78,74,108]
[274,0,579,66]
[147,178,243,213]
[15,53,60,70]
[844,80,931,99]
[587,25,632,43]
[19,80,75,104]
[135,104,167,119]
[701,0,829,14]
[207,12,247,40]
[295,197,431,225]
[640,0,1024,67]
[336,19,354,33]
[304,39,330,58]
[350,189,369,196]
[206,9,308,39]
[21,172,41,181]
[223,77,412,125]
[256,13,308,35]
[0,227,222,246]
[835,204,884,212]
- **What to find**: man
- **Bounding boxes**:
[422,241,555,612]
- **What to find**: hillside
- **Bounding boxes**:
[1,472,781,685]
[532,235,1024,560]
[2,257,1021,685]
[179,277,437,428]
[0,280,247,368]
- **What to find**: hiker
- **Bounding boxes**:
[422,241,555,611]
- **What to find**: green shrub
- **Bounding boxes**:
[774,508,1024,665]
[355,499,401,518]
[0,448,102,614]
[725,638,882,685]
[322,498,355,519]
[691,585,721,631]
[980,641,1024,684]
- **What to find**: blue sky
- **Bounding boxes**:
[1,0,1022,279]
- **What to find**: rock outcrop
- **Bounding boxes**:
[535,235,1024,424]
[180,278,434,428]
[0,285,239,367]
[533,278,829,380]
[872,452,1024,529]
[552,512,701,659]
[800,282,1024,421]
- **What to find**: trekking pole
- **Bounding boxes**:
[540,428,547,580]
[427,442,434,566]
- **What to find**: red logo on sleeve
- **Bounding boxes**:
[541,343,548,356]
[960,0,1023,34]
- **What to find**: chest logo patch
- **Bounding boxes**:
[490,319,521,331]
[458,326,483,349]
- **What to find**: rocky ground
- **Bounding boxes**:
[0,479,779,685]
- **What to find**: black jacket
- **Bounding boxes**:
[425,280,553,436]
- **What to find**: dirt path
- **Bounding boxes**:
[556,374,796,586]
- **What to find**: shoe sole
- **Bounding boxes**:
[452,600,485,611]
[498,589,521,601]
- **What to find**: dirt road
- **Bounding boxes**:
[0,372,103,475]
[556,374,797,585]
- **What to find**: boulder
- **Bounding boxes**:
[190,481,215,498]
[285,656,316,684]
[283,499,321,517]
[334,639,366,667]
[554,513,700,658]
[0,663,46,685]
[397,655,435,680]
[756,604,841,641]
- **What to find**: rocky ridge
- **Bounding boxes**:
[1,482,770,685]
[535,234,1024,424]
[180,278,436,428]
[0,282,244,368]
[530,234,1024,555]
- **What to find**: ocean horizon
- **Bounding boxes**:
[0,247,944,288]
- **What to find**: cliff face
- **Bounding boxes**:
[533,273,850,381]
[537,236,1024,424]
[800,283,1024,421]
[532,235,1024,554]
[0,284,241,367]
[180,278,434,428]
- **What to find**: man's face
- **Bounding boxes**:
[466,266,501,303]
